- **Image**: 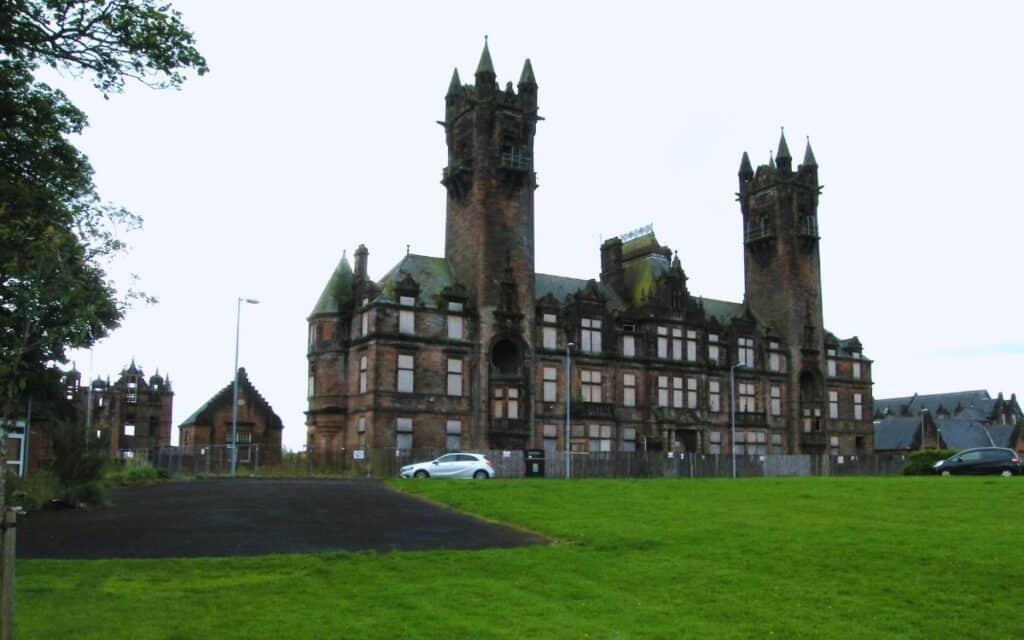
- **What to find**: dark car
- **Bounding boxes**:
[932,447,1021,477]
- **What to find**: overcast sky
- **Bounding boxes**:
[56,1,1023,451]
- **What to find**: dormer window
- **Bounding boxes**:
[398,296,415,334]
[827,349,837,377]
[581,318,602,353]
[126,377,138,404]
[447,302,464,340]
[708,334,720,364]
[738,337,755,367]
[542,313,557,350]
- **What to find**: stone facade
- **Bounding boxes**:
[305,43,875,466]
[178,368,283,466]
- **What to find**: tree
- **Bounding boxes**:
[0,1,207,508]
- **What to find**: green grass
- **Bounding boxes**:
[17,477,1024,639]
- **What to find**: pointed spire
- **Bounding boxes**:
[776,127,791,162]
[768,151,776,170]
[803,136,817,167]
[739,151,753,178]
[446,67,461,96]
[476,35,495,76]
[519,58,536,87]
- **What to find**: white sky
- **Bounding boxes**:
[57,1,1023,451]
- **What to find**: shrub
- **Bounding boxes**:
[66,481,108,507]
[903,449,959,475]
[6,470,60,511]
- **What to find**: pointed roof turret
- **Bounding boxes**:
[803,137,817,167]
[446,67,461,96]
[768,151,776,170]
[739,151,753,178]
[310,254,355,316]
[476,36,495,76]
[776,128,791,162]
[518,58,536,87]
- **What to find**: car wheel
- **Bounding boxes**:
[1001,469,1013,477]
[414,470,429,479]
[941,470,951,477]
[473,470,489,479]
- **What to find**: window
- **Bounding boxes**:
[768,340,782,372]
[397,354,414,393]
[708,334,720,364]
[396,418,413,450]
[588,424,613,452]
[686,330,697,361]
[126,377,138,404]
[493,388,519,419]
[359,355,368,393]
[852,361,861,379]
[829,390,839,419]
[853,393,863,420]
[581,370,602,402]
[657,376,669,407]
[657,326,668,358]
[543,424,558,455]
[543,367,557,402]
[738,382,756,412]
[827,349,837,377]
[623,373,636,407]
[357,417,367,448]
[308,323,316,347]
[124,424,135,437]
[399,296,415,334]
[308,373,316,398]
[709,380,721,412]
[672,377,684,408]
[738,337,755,367]
[622,335,635,358]
[446,420,462,450]
[771,433,783,451]
[361,310,369,336]
[687,377,698,408]
[709,430,722,455]
[581,318,602,353]
[446,358,463,396]
[542,313,557,349]
[622,427,637,453]
[447,302,463,339]
[770,386,782,416]
[672,327,683,360]
[830,436,840,456]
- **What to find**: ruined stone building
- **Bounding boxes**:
[305,43,875,464]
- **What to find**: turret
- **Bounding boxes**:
[775,128,792,174]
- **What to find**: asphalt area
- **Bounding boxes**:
[17,479,547,559]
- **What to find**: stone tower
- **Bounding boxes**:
[442,40,540,448]
[738,130,827,452]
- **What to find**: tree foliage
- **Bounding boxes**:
[0,1,206,507]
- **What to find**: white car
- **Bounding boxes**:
[400,453,495,479]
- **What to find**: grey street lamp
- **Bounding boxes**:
[564,341,575,479]
[919,407,928,451]
[730,361,748,479]
[231,297,260,478]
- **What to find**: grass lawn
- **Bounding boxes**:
[18,477,1024,639]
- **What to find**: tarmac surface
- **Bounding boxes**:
[17,479,547,559]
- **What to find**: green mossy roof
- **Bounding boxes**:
[310,256,354,317]
[377,254,455,308]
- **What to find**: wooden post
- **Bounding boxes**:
[1,509,16,640]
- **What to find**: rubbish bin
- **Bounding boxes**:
[524,449,545,478]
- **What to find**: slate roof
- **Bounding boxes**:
[987,425,1018,449]
[936,419,997,450]
[874,390,994,418]
[310,255,354,317]
[375,254,456,308]
[534,273,623,309]
[178,368,283,431]
[873,417,921,451]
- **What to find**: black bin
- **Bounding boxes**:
[524,449,545,478]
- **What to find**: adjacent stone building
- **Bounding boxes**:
[178,368,283,466]
[873,390,1022,453]
[67,360,174,458]
[305,43,875,465]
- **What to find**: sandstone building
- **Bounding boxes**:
[305,43,875,465]
[178,368,283,466]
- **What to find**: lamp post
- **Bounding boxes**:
[231,297,260,478]
[730,362,747,479]
[919,407,928,451]
[564,342,575,479]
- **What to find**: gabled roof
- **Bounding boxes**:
[178,368,283,431]
[987,425,1018,449]
[310,255,354,317]
[875,390,994,418]
[935,419,997,450]
[873,417,921,451]
[376,254,456,309]
[534,274,622,309]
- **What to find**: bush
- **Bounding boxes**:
[903,449,959,475]
[65,481,108,507]
[105,465,167,487]
[6,470,60,511]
